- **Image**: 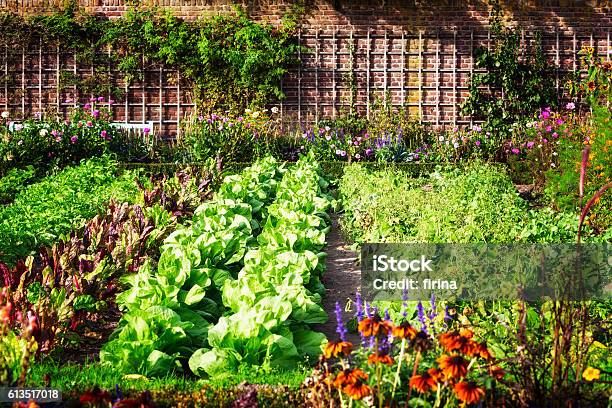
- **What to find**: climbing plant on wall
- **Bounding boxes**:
[0,2,304,113]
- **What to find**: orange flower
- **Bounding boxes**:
[333,368,368,388]
[409,371,438,393]
[490,366,505,380]
[368,352,395,366]
[323,340,353,359]
[475,342,494,360]
[437,354,469,379]
[454,381,485,404]
[343,379,372,400]
[392,321,417,339]
[358,315,393,337]
[587,81,597,91]
[439,330,476,355]
[427,367,445,382]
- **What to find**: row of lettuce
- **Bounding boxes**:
[100,154,333,377]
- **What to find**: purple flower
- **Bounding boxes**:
[97,96,104,102]
[70,136,78,144]
[100,130,107,139]
[417,301,427,333]
[84,103,91,109]
[428,294,438,333]
[365,148,373,156]
[511,148,520,155]
[472,125,482,132]
[556,118,564,125]
[552,132,559,139]
[144,127,150,135]
[402,287,408,318]
[92,110,100,119]
[109,99,115,105]
[34,111,41,120]
[335,301,348,342]
[541,110,551,120]
[527,141,535,149]
[475,140,481,146]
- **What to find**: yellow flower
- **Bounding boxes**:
[582,367,600,381]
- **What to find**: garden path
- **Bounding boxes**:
[316,214,361,344]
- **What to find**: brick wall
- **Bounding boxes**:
[0,0,610,135]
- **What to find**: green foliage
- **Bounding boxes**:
[460,3,557,138]
[0,5,301,113]
[0,166,36,204]
[0,156,140,264]
[339,163,597,244]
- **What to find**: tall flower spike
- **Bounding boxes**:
[335,301,348,342]
[428,293,438,334]
[355,292,366,347]
[417,301,428,334]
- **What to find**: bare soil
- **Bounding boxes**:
[315,213,361,343]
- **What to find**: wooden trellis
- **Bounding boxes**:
[0,28,610,136]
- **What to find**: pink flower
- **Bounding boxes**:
[84,103,91,109]
[92,110,100,119]
[552,132,559,138]
[527,141,535,149]
[475,140,481,146]
[144,127,150,134]
[511,148,520,155]
[472,125,482,132]
[546,125,552,132]
[89,97,96,102]
[100,130,107,139]
[109,99,115,105]
[70,136,78,143]
[97,96,104,102]
[86,121,93,127]
[541,110,551,119]
[566,102,575,110]
[542,138,548,143]
[556,118,564,125]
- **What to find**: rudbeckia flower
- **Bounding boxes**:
[323,340,353,359]
[409,370,438,393]
[358,315,393,337]
[333,368,368,389]
[392,322,417,340]
[454,381,485,404]
[437,354,469,379]
[343,379,372,400]
[367,352,394,366]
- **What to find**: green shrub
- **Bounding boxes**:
[0,166,36,205]
[0,156,140,264]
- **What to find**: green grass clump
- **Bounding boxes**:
[0,156,140,264]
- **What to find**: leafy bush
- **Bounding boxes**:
[339,163,596,244]
[0,166,36,205]
[0,156,140,264]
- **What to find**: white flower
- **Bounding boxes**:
[538,144,542,148]
[17,140,23,145]
[14,124,23,131]
[438,135,445,142]
[1,111,8,119]
[245,108,252,114]
[252,111,260,118]
[271,106,279,114]
[550,163,556,168]
[453,142,459,148]
[39,129,48,137]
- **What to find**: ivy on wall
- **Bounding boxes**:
[0,2,304,113]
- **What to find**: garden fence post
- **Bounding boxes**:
[401,30,406,107]
[436,28,440,127]
[56,45,60,113]
[453,28,457,126]
[350,29,354,115]
[21,46,25,118]
[124,73,129,124]
[469,28,474,128]
[315,29,319,123]
[38,38,42,114]
[418,30,422,121]
[333,27,337,118]
[177,71,181,139]
[4,46,8,111]
[159,65,163,135]
[297,28,302,123]
[142,54,146,126]
[366,27,371,119]
[556,28,560,100]
[384,29,388,107]
[73,50,77,108]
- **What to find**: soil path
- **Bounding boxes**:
[316,213,361,343]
